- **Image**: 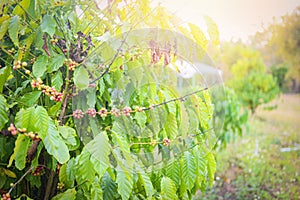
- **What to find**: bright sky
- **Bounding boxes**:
[155,0,300,41]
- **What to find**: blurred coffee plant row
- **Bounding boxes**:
[215,6,300,148]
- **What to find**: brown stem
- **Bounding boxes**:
[8,166,33,194]
[42,34,51,57]
[27,140,41,161]
[58,94,69,125]
[43,170,55,200]
[44,80,70,200]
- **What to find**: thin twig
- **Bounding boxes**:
[8,166,34,194]
[143,85,211,111]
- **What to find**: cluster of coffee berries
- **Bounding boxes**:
[122,107,132,116]
[73,106,135,119]
[32,166,43,176]
[24,132,40,141]
[97,108,107,117]
[42,85,63,102]
[73,109,84,119]
[13,60,27,70]
[86,108,97,117]
[163,138,171,146]
[111,108,121,117]
[30,57,36,64]
[31,78,43,89]
[135,106,146,112]
[7,124,17,136]
[150,140,156,146]
[7,47,16,54]
[1,193,11,200]
[57,182,65,190]
[31,79,63,102]
[64,59,78,71]
[50,38,59,45]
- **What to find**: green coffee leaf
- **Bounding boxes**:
[134,112,147,128]
[34,106,49,137]
[76,149,96,183]
[15,107,36,132]
[182,151,197,190]
[86,132,111,178]
[44,120,70,164]
[15,106,49,137]
[51,71,63,91]
[19,91,42,107]
[59,158,75,188]
[33,55,48,78]
[41,14,56,37]
[8,134,31,170]
[0,95,8,130]
[204,15,220,46]
[48,102,62,117]
[8,16,20,47]
[12,0,31,16]
[137,166,154,197]
[0,66,11,93]
[165,160,180,186]
[74,66,89,90]
[58,126,77,145]
[91,181,103,200]
[116,164,133,200]
[0,16,10,40]
[3,168,17,178]
[102,172,118,200]
[161,177,177,200]
[49,54,65,72]
[206,152,216,187]
[52,188,76,200]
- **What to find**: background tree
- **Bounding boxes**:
[251,6,300,92]
[227,47,280,114]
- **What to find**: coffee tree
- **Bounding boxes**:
[0,0,223,199]
[228,48,279,114]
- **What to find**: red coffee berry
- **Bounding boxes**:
[73,109,84,119]
[111,108,121,117]
[163,138,171,146]
[122,107,132,116]
[86,108,97,117]
[98,108,107,117]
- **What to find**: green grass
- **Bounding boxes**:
[197,94,300,200]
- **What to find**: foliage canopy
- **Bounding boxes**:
[0,0,223,199]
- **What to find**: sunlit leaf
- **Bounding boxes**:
[0,95,8,130]
[19,91,42,107]
[8,16,20,47]
[0,16,10,40]
[41,14,56,37]
[33,55,48,78]
[74,66,89,90]
[51,71,63,91]
[8,134,31,170]
[52,188,76,200]
[206,152,216,187]
[161,177,177,200]
[182,152,197,190]
[13,0,31,16]
[44,119,70,164]
[49,54,65,72]
[3,168,17,178]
